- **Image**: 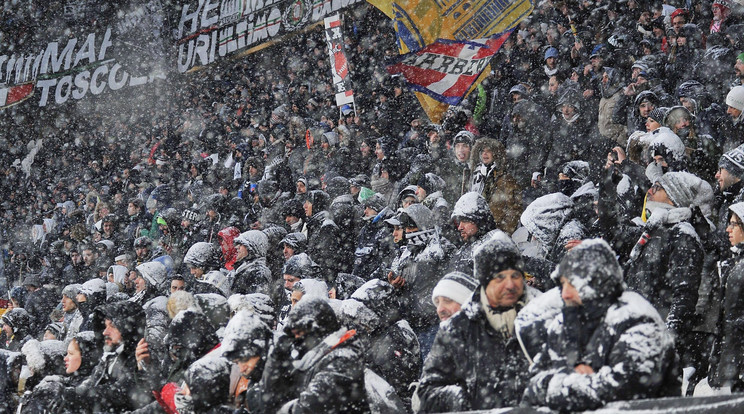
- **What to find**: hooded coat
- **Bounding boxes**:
[708,242,744,389]
[352,207,396,281]
[469,138,522,233]
[390,204,454,331]
[520,240,680,412]
[260,298,367,414]
[232,230,273,295]
[73,300,150,412]
[304,191,344,283]
[503,99,551,188]
[346,279,421,405]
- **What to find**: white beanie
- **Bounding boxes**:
[727,86,744,112]
[431,272,478,306]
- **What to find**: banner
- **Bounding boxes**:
[369,0,534,122]
[387,31,511,106]
[176,0,361,73]
[324,14,354,107]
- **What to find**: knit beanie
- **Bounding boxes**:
[658,171,714,214]
[431,272,478,305]
[719,143,744,180]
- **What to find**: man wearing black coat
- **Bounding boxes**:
[520,240,679,411]
[71,300,150,412]
[417,231,540,412]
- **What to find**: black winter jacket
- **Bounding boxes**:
[417,287,540,412]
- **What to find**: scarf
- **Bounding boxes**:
[480,288,521,340]
[629,206,691,262]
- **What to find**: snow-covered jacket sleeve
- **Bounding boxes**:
[523,294,677,412]
[417,319,470,413]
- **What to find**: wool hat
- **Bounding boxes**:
[473,230,524,287]
[182,208,200,222]
[647,107,668,124]
[452,130,475,147]
[362,193,387,213]
[727,86,744,111]
[431,272,478,305]
[738,52,744,63]
[719,143,744,180]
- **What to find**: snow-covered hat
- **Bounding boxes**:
[473,230,524,287]
[432,272,478,305]
[658,171,714,215]
[551,239,624,303]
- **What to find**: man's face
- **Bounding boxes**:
[363,206,378,218]
[561,104,576,119]
[679,97,695,113]
[103,319,122,348]
[728,105,743,119]
[434,296,462,321]
[303,200,313,217]
[393,226,405,244]
[135,247,149,259]
[290,290,304,308]
[545,57,556,69]
[135,275,147,293]
[235,244,248,261]
[103,221,114,235]
[401,196,417,209]
[82,249,96,267]
[480,148,494,165]
[283,245,295,260]
[457,219,479,242]
[638,101,654,118]
[297,181,307,194]
[559,276,583,306]
[285,215,299,226]
[360,142,371,157]
[2,324,12,337]
[70,251,82,265]
[485,269,524,308]
[127,203,138,216]
[590,55,603,72]
[170,279,186,294]
[375,142,385,160]
[415,186,427,202]
[236,356,261,378]
[672,15,686,32]
[548,76,560,94]
[645,117,661,131]
[735,59,744,79]
[716,167,741,190]
[283,274,301,291]
[671,116,690,134]
[454,142,471,163]
[61,295,77,312]
[189,266,205,279]
[647,182,674,205]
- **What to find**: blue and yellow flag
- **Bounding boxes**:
[369,0,534,122]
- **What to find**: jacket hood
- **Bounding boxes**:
[282,252,320,278]
[400,203,434,231]
[184,242,221,270]
[234,230,269,260]
[226,293,276,328]
[221,309,272,360]
[451,191,497,233]
[470,137,507,168]
[100,300,146,351]
[551,239,624,304]
[280,232,307,252]
[107,265,128,286]
[166,309,219,361]
[136,261,169,295]
[183,356,232,411]
[520,193,574,250]
[350,279,401,325]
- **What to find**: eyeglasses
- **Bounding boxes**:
[727,220,744,229]
[649,183,664,193]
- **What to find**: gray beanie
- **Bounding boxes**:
[658,172,714,215]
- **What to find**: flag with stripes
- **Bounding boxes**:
[387,31,511,106]
[0,82,35,109]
